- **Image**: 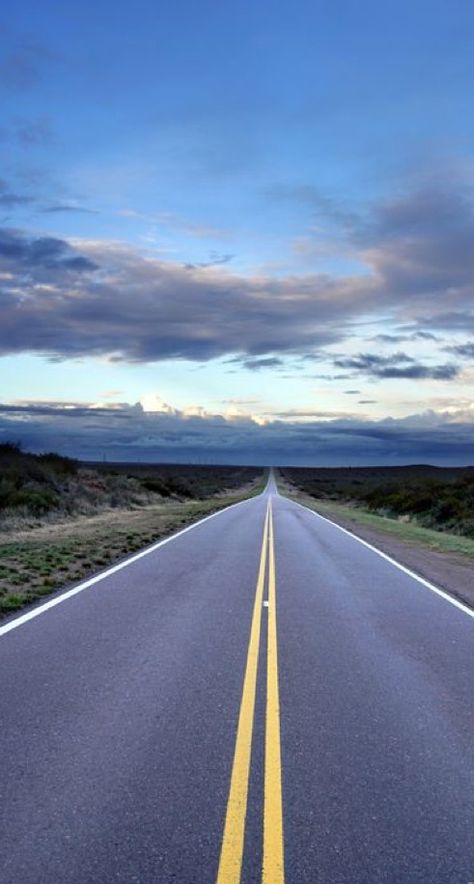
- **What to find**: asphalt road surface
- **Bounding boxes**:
[1,476,474,883]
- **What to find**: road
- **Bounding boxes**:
[1,475,474,883]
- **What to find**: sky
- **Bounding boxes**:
[1,0,474,464]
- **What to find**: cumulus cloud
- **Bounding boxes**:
[0,399,473,466]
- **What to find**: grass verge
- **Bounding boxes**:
[279,482,474,561]
[0,478,264,618]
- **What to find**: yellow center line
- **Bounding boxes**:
[217,500,270,884]
[263,499,285,883]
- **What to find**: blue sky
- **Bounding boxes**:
[1,0,474,463]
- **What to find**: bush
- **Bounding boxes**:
[37,452,78,476]
[140,477,172,496]
[11,488,59,515]
[282,466,474,540]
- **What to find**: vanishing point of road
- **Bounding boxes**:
[1,474,474,883]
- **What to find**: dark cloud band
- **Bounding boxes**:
[0,400,472,466]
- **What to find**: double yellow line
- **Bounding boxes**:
[217,498,284,883]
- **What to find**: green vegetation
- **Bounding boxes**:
[280,465,474,540]
[284,494,474,560]
[93,461,263,501]
[0,443,75,515]
[0,445,264,616]
[0,443,261,523]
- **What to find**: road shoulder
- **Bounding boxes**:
[281,488,474,612]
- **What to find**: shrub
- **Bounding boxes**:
[37,452,78,476]
[11,488,59,515]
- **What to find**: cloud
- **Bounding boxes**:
[0,179,34,208]
[238,357,285,371]
[334,352,458,380]
[41,204,99,215]
[1,182,474,365]
[264,183,359,230]
[289,183,474,336]
[266,183,474,336]
[445,342,474,359]
[0,43,52,91]
[0,399,473,466]
[0,228,97,272]
[0,116,55,152]
[413,331,439,341]
[372,331,438,344]
[0,180,97,217]
[420,312,474,334]
[99,389,124,399]
[15,115,53,146]
[221,398,260,406]
[356,186,474,310]
[184,251,234,269]
[266,409,363,419]
[0,228,351,361]
[118,209,230,240]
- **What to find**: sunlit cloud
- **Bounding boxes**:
[1,184,473,377]
[0,398,473,466]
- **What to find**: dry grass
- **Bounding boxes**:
[279,478,474,561]
[279,464,474,539]
[0,480,264,616]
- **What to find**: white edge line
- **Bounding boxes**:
[0,494,259,639]
[289,496,474,621]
